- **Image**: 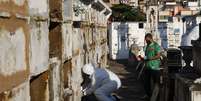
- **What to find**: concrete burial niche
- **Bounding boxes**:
[28,0,49,18]
[49,0,62,21]
[69,55,83,101]
[72,28,84,57]
[63,0,73,21]
[49,0,72,21]
[63,60,72,89]
[62,23,73,62]
[49,22,62,59]
[30,71,49,101]
[29,19,49,76]
[0,18,29,93]
[63,60,73,101]
[0,81,30,101]
[49,57,63,101]
[0,0,28,17]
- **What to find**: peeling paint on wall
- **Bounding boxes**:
[12,0,25,6]
[49,0,62,21]
[63,0,72,21]
[0,81,30,101]
[62,23,72,61]
[30,71,49,101]
[49,22,62,59]
[0,0,28,17]
[0,28,26,76]
[0,18,29,93]
[29,20,49,76]
[49,57,63,101]
[69,54,83,101]
[8,81,30,101]
[72,28,84,56]
[28,0,49,18]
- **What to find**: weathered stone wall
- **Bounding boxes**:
[0,0,111,101]
[0,0,29,95]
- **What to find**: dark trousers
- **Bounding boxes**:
[81,94,98,101]
[143,69,160,100]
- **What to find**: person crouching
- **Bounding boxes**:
[81,63,121,101]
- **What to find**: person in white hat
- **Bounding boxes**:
[81,63,121,101]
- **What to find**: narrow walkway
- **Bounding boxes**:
[108,60,147,101]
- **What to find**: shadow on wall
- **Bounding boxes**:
[116,22,129,59]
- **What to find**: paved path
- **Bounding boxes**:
[108,60,147,101]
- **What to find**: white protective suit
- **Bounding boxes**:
[82,64,121,101]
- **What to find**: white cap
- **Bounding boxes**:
[82,63,95,76]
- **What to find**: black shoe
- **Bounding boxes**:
[112,95,120,101]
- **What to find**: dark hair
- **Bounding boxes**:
[145,33,153,39]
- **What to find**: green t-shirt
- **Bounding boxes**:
[145,42,161,70]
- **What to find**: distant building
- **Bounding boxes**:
[154,0,201,49]
[109,22,146,59]
[158,1,201,48]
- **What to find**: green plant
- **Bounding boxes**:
[111,4,146,21]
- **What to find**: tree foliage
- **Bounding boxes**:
[111,4,146,22]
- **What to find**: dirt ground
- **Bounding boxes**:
[108,60,147,101]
